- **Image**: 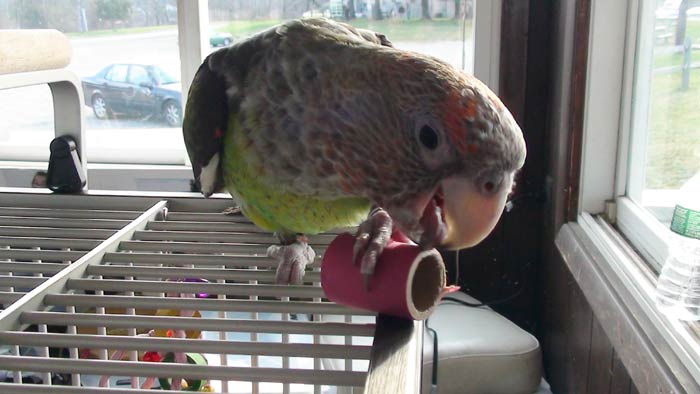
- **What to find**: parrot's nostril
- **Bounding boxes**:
[479,173,505,195]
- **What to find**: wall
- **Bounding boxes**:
[539,0,638,392]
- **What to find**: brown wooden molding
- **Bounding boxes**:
[565,0,592,222]
[499,0,530,126]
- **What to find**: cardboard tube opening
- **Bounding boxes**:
[408,251,445,318]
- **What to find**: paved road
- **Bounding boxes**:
[0,30,471,163]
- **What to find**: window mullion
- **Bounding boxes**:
[625,0,655,202]
[580,0,629,214]
[615,0,640,198]
[177,0,209,107]
[473,0,501,93]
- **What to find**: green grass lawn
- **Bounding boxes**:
[67,18,468,42]
[346,18,467,41]
[646,20,700,189]
[214,20,280,38]
[216,18,468,42]
[654,20,700,68]
[646,69,700,189]
[66,24,176,38]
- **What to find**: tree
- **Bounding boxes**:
[346,0,356,19]
[675,0,700,45]
[676,0,689,46]
[96,0,131,29]
[372,0,382,20]
[453,0,461,19]
[10,0,47,28]
[421,0,430,19]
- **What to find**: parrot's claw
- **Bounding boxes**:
[353,208,393,290]
[222,206,241,215]
[268,236,316,285]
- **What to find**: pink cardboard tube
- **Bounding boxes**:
[321,233,453,320]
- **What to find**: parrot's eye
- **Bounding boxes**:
[419,125,439,150]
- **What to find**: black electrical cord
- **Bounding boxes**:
[443,187,541,308]
[441,282,526,308]
[426,188,542,391]
[425,320,439,394]
[425,285,525,393]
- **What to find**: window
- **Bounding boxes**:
[0,0,498,192]
[0,85,55,165]
[127,65,150,85]
[616,0,700,271]
[151,67,177,85]
[579,0,700,387]
[0,0,183,174]
[625,0,700,251]
[582,0,700,270]
[106,64,129,83]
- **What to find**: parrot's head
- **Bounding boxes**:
[361,54,527,251]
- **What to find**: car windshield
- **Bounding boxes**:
[151,67,178,85]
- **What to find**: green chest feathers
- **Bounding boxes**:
[221,125,370,235]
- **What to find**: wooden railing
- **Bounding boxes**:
[366,315,424,394]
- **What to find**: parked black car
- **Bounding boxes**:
[82,64,182,127]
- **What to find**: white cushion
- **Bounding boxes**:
[422,292,542,394]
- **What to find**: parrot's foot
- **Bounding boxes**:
[268,235,316,285]
[222,206,241,215]
[353,208,393,289]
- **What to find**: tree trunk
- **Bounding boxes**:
[453,0,461,19]
[421,0,431,19]
[346,0,356,19]
[676,0,689,46]
[373,0,383,20]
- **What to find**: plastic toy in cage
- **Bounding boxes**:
[97,287,209,390]
[167,277,211,299]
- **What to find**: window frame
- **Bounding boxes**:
[576,0,700,388]
[580,0,678,270]
[615,0,672,273]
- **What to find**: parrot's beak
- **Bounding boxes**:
[418,174,513,250]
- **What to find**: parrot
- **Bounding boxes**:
[183,18,526,286]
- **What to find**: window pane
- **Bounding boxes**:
[127,65,149,85]
[0,85,54,166]
[106,64,128,82]
[0,0,184,171]
[1,0,477,193]
[630,0,700,224]
[208,0,475,71]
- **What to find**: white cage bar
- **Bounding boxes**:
[0,191,422,394]
[0,193,149,312]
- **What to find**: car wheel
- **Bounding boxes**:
[92,94,109,119]
[163,100,181,127]
[224,38,231,46]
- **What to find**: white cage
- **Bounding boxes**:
[0,192,422,394]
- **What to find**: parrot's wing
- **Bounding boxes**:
[284,18,393,48]
[183,18,393,197]
[182,53,230,197]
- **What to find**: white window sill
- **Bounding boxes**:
[616,196,671,272]
[640,189,678,225]
[0,162,194,192]
[557,213,700,392]
[0,125,187,166]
